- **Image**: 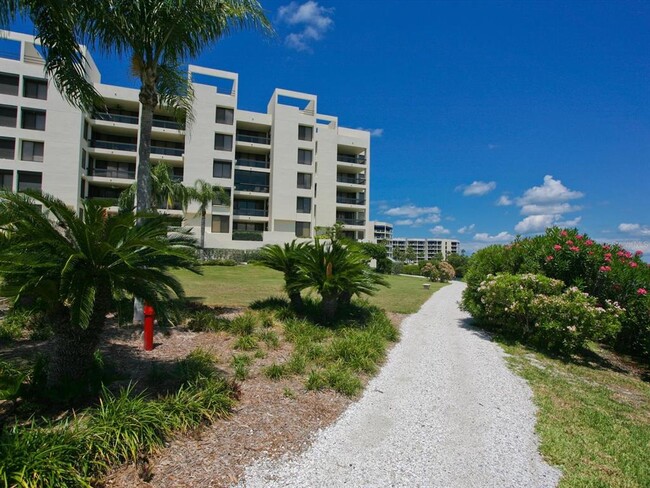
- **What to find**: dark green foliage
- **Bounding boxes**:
[231,354,252,380]
[401,264,421,276]
[202,248,262,263]
[358,242,392,274]
[202,259,238,266]
[264,363,286,380]
[446,253,470,278]
[232,230,263,241]
[258,330,280,348]
[230,312,258,336]
[234,335,258,351]
[174,348,219,384]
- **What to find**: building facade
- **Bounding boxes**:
[387,238,460,262]
[371,221,393,242]
[0,31,371,248]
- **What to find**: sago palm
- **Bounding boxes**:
[0,190,200,389]
[257,241,309,310]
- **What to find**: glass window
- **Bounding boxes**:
[213,159,232,178]
[0,169,12,190]
[21,141,44,162]
[0,137,15,159]
[295,221,310,238]
[298,125,313,141]
[297,172,312,189]
[0,105,17,127]
[211,215,230,233]
[298,148,312,165]
[23,78,47,100]
[216,107,234,125]
[17,171,42,192]
[296,196,311,213]
[21,109,46,130]
[0,73,19,96]
[214,133,233,151]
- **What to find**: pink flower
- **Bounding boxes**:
[603,245,611,250]
[553,244,562,251]
[604,256,612,262]
[588,251,594,255]
[599,266,611,272]
[576,235,583,240]
[638,288,648,295]
[566,240,574,246]
[635,250,644,257]
[585,240,594,246]
[630,262,638,268]
[546,255,554,262]
[570,246,580,252]
[560,230,568,237]
[625,251,632,259]
[617,251,625,257]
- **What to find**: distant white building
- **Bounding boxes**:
[371,220,393,241]
[0,30,372,248]
[370,221,459,261]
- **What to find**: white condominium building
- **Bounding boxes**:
[0,31,371,248]
[388,238,460,261]
[371,221,393,241]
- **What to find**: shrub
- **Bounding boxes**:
[230,312,258,336]
[234,335,258,351]
[402,264,421,276]
[264,363,286,380]
[202,259,237,266]
[258,330,279,348]
[231,354,252,380]
[437,261,456,281]
[174,348,219,383]
[0,311,25,341]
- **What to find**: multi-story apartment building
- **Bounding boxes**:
[388,238,460,262]
[0,31,371,248]
[371,221,393,242]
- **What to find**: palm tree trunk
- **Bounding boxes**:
[339,290,352,308]
[200,209,206,250]
[289,291,303,310]
[321,293,338,322]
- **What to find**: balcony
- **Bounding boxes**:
[234,182,269,193]
[92,112,138,125]
[151,146,184,157]
[236,132,270,145]
[337,218,365,226]
[236,158,270,169]
[337,174,366,185]
[153,119,182,130]
[86,196,119,206]
[232,230,263,241]
[336,196,366,205]
[88,168,135,179]
[337,154,366,165]
[90,140,137,152]
[233,207,268,217]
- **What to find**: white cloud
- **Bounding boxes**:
[385,205,440,218]
[473,231,514,243]
[457,224,475,234]
[496,195,513,206]
[356,127,384,137]
[516,175,584,206]
[278,1,334,52]
[456,180,497,196]
[520,203,582,216]
[514,215,556,234]
[618,223,650,236]
[430,225,450,235]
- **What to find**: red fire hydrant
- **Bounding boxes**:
[143,303,155,351]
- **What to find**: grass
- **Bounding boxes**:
[174,265,446,314]
[501,341,650,488]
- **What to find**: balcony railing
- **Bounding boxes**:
[92,112,138,125]
[90,140,137,152]
[236,133,270,145]
[171,174,183,182]
[236,158,270,169]
[232,230,263,241]
[88,168,135,179]
[233,207,268,217]
[337,154,366,165]
[336,196,366,205]
[153,119,181,130]
[86,196,119,205]
[337,174,366,185]
[212,204,230,213]
[151,146,184,156]
[234,182,269,193]
[337,218,365,226]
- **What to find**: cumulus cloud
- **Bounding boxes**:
[457,224,475,234]
[618,223,650,236]
[430,225,450,235]
[473,231,515,243]
[516,175,583,206]
[278,1,334,52]
[456,180,497,196]
[384,204,442,227]
[520,203,582,216]
[496,195,513,206]
[556,216,582,228]
[356,127,384,137]
[514,215,557,233]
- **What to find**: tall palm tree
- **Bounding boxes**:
[257,241,309,310]
[117,162,193,213]
[6,0,271,212]
[0,190,200,389]
[191,179,227,251]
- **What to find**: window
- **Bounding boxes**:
[23,78,47,100]
[0,73,19,96]
[0,137,15,159]
[214,133,233,151]
[216,107,234,125]
[213,159,232,178]
[233,222,265,232]
[298,148,312,165]
[298,125,313,141]
[17,171,42,192]
[211,215,230,233]
[297,172,312,189]
[21,141,44,162]
[21,109,46,130]
[81,149,87,170]
[213,188,231,206]
[0,170,12,190]
[295,221,310,238]
[0,106,16,130]
[296,197,311,213]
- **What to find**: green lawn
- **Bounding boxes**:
[502,342,650,488]
[174,265,445,314]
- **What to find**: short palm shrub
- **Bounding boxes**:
[230,312,258,336]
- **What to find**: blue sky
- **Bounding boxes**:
[11,1,650,254]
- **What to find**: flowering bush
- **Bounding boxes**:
[421,261,455,282]
[463,273,623,354]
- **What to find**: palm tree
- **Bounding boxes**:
[0,190,200,389]
[6,0,271,212]
[118,162,193,212]
[295,239,388,321]
[191,179,227,251]
[257,241,309,310]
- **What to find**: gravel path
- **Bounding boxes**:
[237,281,561,488]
